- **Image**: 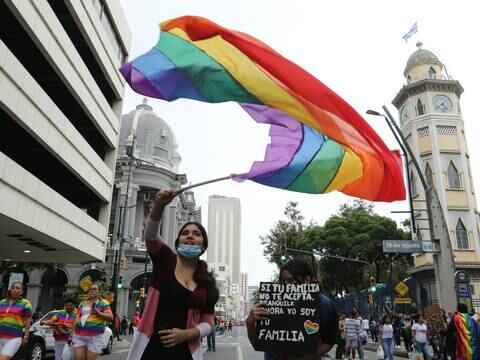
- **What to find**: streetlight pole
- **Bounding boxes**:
[367,106,457,311]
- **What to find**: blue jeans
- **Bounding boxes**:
[415,341,431,360]
[382,338,394,360]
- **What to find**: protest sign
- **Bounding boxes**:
[424,304,445,333]
[255,282,321,355]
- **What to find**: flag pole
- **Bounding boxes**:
[177,175,233,193]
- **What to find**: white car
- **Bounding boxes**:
[15,310,113,360]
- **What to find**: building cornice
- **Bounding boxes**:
[392,79,464,109]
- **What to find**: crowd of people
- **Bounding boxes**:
[334,303,476,360]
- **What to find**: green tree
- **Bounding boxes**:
[260,201,311,268]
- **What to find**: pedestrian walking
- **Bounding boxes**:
[126,189,219,360]
[412,314,431,360]
[369,317,378,343]
[446,303,475,360]
[247,258,339,359]
[336,313,346,360]
[113,314,121,341]
[379,314,394,360]
[207,317,218,352]
[0,282,32,360]
[72,283,113,360]
[129,318,134,335]
[344,310,361,360]
[40,298,77,360]
[121,316,128,335]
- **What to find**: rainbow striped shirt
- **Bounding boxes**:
[51,309,77,342]
[74,299,111,336]
[0,297,32,339]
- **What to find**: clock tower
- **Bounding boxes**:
[392,42,480,311]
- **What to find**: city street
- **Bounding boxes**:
[100,327,407,360]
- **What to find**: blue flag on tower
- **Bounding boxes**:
[402,22,418,42]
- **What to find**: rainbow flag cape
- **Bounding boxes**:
[454,313,479,360]
[120,16,405,202]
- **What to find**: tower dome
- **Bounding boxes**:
[403,42,444,82]
[119,98,181,172]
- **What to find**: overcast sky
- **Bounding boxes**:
[119,0,480,286]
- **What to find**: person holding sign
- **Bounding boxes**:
[0,282,32,360]
[40,298,77,360]
[127,189,219,360]
[246,258,338,359]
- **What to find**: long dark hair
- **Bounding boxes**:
[175,222,219,309]
[280,258,315,283]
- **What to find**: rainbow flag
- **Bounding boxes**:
[120,16,405,201]
[454,313,479,360]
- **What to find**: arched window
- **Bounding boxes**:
[416,99,425,116]
[428,67,436,79]
[425,163,433,186]
[410,171,417,197]
[455,219,469,249]
[447,161,461,189]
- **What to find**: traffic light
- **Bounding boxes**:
[369,276,376,292]
[279,245,287,262]
[135,298,140,309]
[121,256,128,270]
[140,287,145,298]
[117,276,123,289]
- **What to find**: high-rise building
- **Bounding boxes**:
[240,272,248,319]
[0,0,130,308]
[393,42,480,311]
[207,195,241,285]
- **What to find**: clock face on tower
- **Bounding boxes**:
[400,106,408,125]
[433,95,453,113]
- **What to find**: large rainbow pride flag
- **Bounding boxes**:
[120,16,405,202]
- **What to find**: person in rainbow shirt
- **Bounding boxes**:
[0,281,32,360]
[40,298,77,360]
[73,283,113,360]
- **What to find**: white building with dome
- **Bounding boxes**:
[59,100,201,316]
[393,42,480,311]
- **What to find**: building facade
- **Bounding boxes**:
[0,0,130,308]
[207,195,241,286]
[393,42,480,311]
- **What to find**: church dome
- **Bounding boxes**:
[404,42,443,78]
[119,98,181,172]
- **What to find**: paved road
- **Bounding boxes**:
[101,327,262,360]
[101,329,408,360]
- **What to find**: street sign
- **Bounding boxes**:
[395,281,409,296]
[395,297,412,304]
[383,240,437,253]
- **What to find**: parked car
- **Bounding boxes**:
[13,310,113,360]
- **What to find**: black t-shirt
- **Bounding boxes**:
[318,294,339,346]
[141,276,193,360]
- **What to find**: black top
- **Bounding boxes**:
[141,276,193,360]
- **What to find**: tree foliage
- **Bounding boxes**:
[261,200,413,297]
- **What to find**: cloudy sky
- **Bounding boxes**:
[119,0,480,285]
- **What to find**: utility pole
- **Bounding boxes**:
[368,106,457,311]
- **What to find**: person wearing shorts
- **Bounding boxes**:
[73,283,113,360]
[344,310,361,360]
[0,282,32,360]
[41,298,77,360]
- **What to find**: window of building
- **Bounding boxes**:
[416,99,425,116]
[410,170,417,197]
[91,0,126,64]
[455,219,469,249]
[447,161,461,189]
[425,163,433,186]
[153,146,168,159]
[428,67,436,79]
